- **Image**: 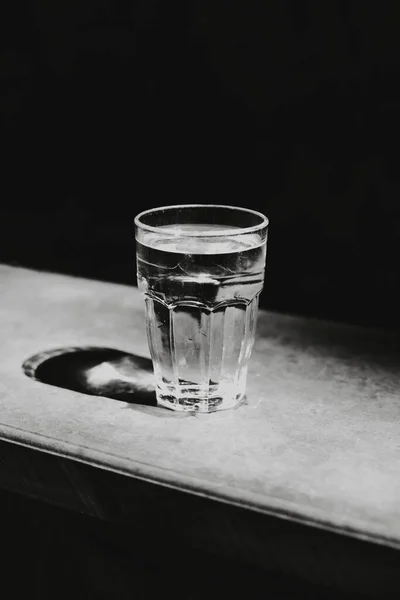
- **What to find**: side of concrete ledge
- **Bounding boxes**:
[1,439,400,599]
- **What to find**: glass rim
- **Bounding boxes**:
[134,204,269,237]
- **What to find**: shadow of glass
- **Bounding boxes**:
[22,346,157,407]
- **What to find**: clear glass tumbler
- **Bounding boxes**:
[135,204,268,412]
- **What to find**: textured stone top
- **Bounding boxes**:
[1,264,400,550]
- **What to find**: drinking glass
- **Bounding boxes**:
[135,204,268,412]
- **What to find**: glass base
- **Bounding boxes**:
[157,388,244,413]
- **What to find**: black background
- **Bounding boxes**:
[1,1,400,328]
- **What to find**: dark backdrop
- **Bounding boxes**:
[1,1,399,328]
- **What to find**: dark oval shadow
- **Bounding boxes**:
[22,346,157,407]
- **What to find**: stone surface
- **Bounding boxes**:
[1,264,400,550]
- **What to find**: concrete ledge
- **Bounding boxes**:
[1,264,400,596]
